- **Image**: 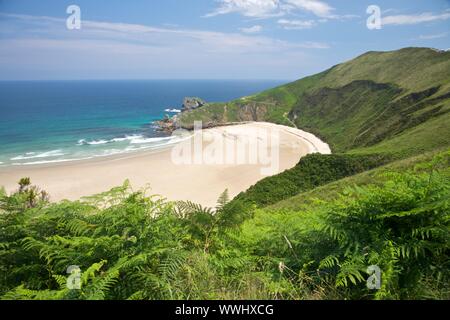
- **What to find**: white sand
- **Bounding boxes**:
[0,122,331,207]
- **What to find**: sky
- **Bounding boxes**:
[0,0,449,80]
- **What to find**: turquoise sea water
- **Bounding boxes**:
[0,80,284,167]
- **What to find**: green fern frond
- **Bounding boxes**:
[216,189,230,211]
[319,255,340,270]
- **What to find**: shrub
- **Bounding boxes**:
[233,153,390,207]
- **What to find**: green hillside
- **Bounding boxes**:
[178,47,450,156]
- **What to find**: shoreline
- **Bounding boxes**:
[0,122,331,207]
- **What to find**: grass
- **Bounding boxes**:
[319,48,450,96]
[349,111,450,158]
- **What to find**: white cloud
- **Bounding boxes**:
[240,25,263,33]
[0,13,329,52]
[382,11,450,26]
[284,0,333,18]
[205,0,282,18]
[277,18,316,30]
[205,0,340,18]
[205,0,358,25]
[418,32,448,40]
[296,41,329,49]
[0,13,330,79]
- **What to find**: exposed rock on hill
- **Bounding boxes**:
[182,97,207,112]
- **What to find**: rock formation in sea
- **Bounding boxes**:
[155,114,178,133]
[156,97,208,132]
[181,97,207,112]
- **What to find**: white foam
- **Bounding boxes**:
[77,134,146,145]
[130,136,173,144]
[165,108,181,113]
[10,150,66,161]
[77,139,110,146]
[7,133,183,166]
[100,149,124,156]
[113,134,145,142]
[13,158,92,166]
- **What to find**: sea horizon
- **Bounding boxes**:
[0,78,293,82]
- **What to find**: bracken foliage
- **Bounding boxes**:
[0,152,448,300]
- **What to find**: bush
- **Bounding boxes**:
[233,153,391,207]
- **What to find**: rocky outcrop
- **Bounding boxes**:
[155,114,178,133]
[182,97,207,112]
[156,97,207,132]
[237,102,269,122]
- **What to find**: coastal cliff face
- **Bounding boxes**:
[157,96,270,132]
[172,99,275,130]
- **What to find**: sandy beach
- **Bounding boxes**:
[0,122,331,207]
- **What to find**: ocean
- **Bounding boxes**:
[0,80,285,167]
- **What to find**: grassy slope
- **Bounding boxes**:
[349,112,450,158]
[179,48,450,156]
[318,48,450,95]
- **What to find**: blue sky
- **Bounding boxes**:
[0,0,449,80]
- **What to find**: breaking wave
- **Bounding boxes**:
[164,108,181,113]
[7,133,189,166]
[77,134,175,146]
[10,150,66,161]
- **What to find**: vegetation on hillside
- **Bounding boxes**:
[0,151,448,300]
[233,153,390,207]
[178,48,450,156]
